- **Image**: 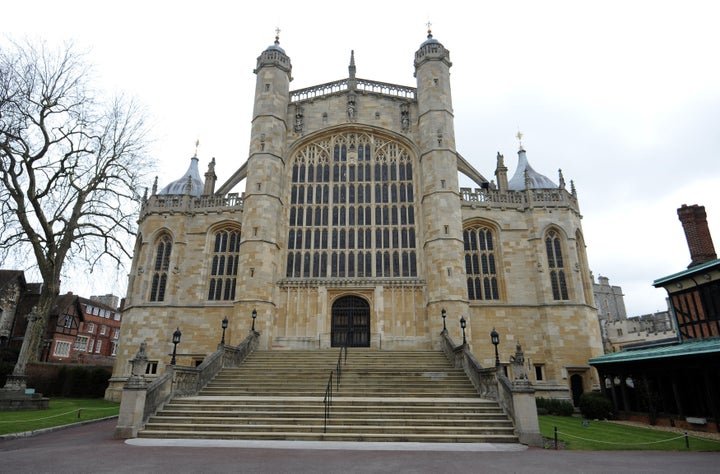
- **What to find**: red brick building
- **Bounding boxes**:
[0,277,122,366]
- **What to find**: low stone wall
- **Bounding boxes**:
[0,391,49,411]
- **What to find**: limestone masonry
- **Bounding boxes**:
[106,32,603,402]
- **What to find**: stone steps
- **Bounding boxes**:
[138,349,518,443]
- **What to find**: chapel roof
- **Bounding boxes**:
[507,147,558,191]
[158,156,204,197]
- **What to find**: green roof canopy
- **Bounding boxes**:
[652,258,720,287]
[589,337,720,366]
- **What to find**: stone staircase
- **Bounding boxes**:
[138,349,518,443]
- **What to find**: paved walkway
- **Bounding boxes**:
[1,418,718,473]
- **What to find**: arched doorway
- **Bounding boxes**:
[571,373,585,406]
[331,296,370,347]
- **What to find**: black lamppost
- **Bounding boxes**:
[221,316,228,345]
[460,316,467,345]
[491,327,500,367]
[441,308,447,332]
[251,309,257,332]
[170,327,182,365]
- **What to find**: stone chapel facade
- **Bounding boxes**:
[106,32,603,402]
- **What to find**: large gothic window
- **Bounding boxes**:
[208,228,241,300]
[545,229,569,300]
[286,132,418,279]
[150,234,172,302]
[463,225,500,300]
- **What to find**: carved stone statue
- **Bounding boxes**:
[400,104,410,131]
[347,95,356,121]
[129,342,148,380]
[509,343,528,381]
[294,106,304,133]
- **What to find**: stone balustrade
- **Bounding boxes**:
[140,193,243,217]
[290,78,416,103]
[439,329,542,447]
[460,187,579,213]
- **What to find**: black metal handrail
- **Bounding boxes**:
[323,371,333,433]
[323,338,349,433]
[335,343,348,391]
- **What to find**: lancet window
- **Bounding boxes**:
[149,234,172,302]
[463,225,500,300]
[546,229,569,300]
[208,228,241,300]
[286,132,418,279]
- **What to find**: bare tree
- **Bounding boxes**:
[0,39,149,389]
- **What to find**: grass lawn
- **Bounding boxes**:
[0,398,119,436]
[539,415,720,451]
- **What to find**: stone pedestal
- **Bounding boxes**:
[1,374,50,411]
[113,382,147,439]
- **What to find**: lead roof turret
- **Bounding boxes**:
[507,134,558,191]
[158,154,205,196]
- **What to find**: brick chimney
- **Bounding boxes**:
[677,204,717,268]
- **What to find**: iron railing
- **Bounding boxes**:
[323,372,333,433]
[323,339,348,433]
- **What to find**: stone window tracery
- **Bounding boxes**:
[208,227,241,300]
[286,132,418,279]
[463,225,500,300]
[150,234,172,302]
[546,229,569,300]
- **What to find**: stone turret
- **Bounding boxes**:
[414,29,468,340]
[236,33,293,339]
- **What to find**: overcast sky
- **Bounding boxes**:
[5,1,719,316]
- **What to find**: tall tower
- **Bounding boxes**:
[414,29,469,339]
[236,34,292,339]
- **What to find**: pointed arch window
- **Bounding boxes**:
[463,225,500,300]
[150,234,172,302]
[208,228,241,300]
[286,132,418,279]
[546,229,569,300]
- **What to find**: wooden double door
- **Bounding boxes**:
[331,295,370,347]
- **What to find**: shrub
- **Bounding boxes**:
[0,347,19,386]
[536,397,574,416]
[27,363,112,398]
[579,391,613,420]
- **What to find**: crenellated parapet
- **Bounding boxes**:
[460,187,580,214]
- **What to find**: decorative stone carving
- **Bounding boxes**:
[400,104,410,131]
[126,342,148,387]
[347,94,356,122]
[294,105,304,133]
[509,343,529,381]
